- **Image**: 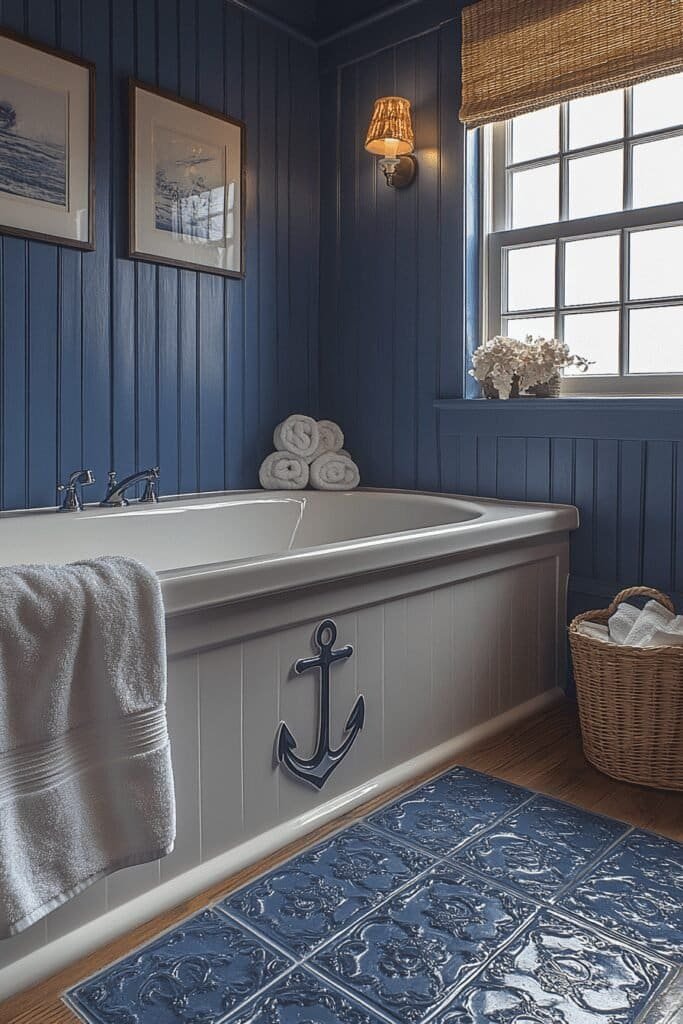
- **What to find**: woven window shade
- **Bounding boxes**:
[460,0,683,128]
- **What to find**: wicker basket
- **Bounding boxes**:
[569,586,683,791]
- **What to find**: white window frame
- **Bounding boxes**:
[482,88,683,397]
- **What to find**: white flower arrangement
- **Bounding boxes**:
[469,335,591,399]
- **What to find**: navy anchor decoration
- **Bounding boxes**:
[275,619,365,790]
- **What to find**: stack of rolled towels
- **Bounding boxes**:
[259,414,361,491]
[577,598,683,647]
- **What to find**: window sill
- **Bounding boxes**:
[435,395,683,411]
[435,396,682,441]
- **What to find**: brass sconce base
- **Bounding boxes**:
[379,154,417,189]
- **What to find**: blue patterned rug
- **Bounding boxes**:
[65,767,682,1024]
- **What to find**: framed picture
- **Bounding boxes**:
[129,81,245,278]
[0,28,95,249]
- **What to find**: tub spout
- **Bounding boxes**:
[100,467,160,507]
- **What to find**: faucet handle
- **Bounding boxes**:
[140,466,160,504]
[57,469,95,512]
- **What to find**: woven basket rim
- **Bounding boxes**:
[568,585,683,656]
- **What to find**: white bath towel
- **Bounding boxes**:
[576,622,615,644]
[310,451,360,491]
[273,414,320,461]
[307,420,345,463]
[607,602,641,644]
[644,615,683,647]
[259,451,309,490]
[623,599,675,647]
[0,557,175,937]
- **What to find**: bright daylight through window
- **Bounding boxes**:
[483,73,683,395]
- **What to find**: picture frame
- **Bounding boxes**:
[0,27,95,250]
[129,80,245,278]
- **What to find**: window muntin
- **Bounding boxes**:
[485,74,683,394]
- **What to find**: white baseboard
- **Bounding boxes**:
[0,687,563,1001]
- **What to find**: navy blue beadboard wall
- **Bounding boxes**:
[0,0,319,510]
[319,0,464,492]
[318,0,683,615]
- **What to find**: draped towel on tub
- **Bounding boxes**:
[0,556,175,937]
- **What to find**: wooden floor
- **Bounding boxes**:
[2,699,681,1023]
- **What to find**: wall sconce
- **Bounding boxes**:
[364,96,417,189]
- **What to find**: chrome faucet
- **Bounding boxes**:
[57,469,95,511]
[100,466,160,507]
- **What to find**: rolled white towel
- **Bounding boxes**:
[623,599,675,647]
[307,420,345,462]
[310,451,360,491]
[259,451,309,490]
[643,615,683,647]
[577,622,615,644]
[273,414,319,460]
[608,602,640,644]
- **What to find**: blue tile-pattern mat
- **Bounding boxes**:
[65,766,682,1024]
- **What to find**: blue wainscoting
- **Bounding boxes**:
[438,399,683,617]
[0,0,319,511]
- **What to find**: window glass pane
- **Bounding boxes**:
[632,136,683,209]
[630,226,683,300]
[567,149,623,219]
[510,163,559,228]
[563,310,620,375]
[510,105,560,163]
[568,90,624,150]
[633,73,683,135]
[504,315,555,342]
[629,306,683,374]
[506,244,556,312]
[564,235,620,306]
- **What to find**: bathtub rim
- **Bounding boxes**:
[157,487,579,616]
[0,487,579,617]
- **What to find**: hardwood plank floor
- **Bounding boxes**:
[2,699,681,1023]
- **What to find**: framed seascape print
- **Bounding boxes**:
[129,81,245,278]
[0,28,94,249]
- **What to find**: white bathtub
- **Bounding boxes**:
[0,488,578,997]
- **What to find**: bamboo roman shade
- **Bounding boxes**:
[460,0,683,128]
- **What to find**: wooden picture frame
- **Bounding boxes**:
[129,80,245,278]
[0,27,95,250]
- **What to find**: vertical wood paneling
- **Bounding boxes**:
[391,39,418,489]
[415,29,441,491]
[572,438,595,579]
[524,437,550,501]
[382,597,410,767]
[242,635,280,838]
[355,604,385,767]
[319,14,462,492]
[441,420,682,616]
[161,656,201,883]
[0,0,319,510]
[81,0,112,491]
[27,245,58,507]
[2,238,28,509]
[198,644,244,861]
[643,441,675,591]
[618,440,645,586]
[675,443,683,595]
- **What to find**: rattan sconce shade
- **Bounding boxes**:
[460,0,683,128]
[365,96,415,155]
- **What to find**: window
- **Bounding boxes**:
[483,74,683,395]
